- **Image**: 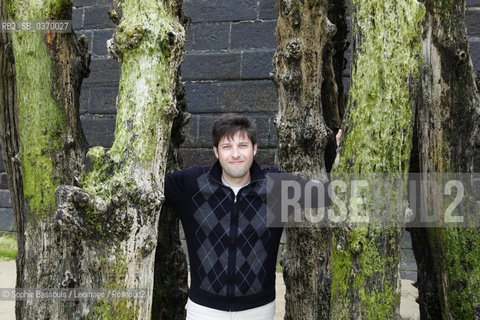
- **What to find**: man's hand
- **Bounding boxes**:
[336,129,342,147]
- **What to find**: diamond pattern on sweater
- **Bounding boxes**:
[192,174,274,297]
[235,181,271,296]
[192,174,232,295]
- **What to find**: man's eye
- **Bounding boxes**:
[239,145,247,148]
[223,146,231,149]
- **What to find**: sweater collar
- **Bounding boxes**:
[207,159,265,185]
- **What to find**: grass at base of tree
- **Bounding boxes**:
[0,232,17,261]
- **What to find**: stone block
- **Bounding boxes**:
[96,0,114,5]
[81,116,116,147]
[183,0,257,23]
[0,173,8,189]
[470,39,480,71]
[466,9,480,36]
[188,22,230,51]
[255,149,276,167]
[183,113,277,148]
[73,0,96,7]
[241,49,275,79]
[92,29,114,56]
[230,21,277,49]
[181,52,241,80]
[185,80,277,113]
[259,0,277,20]
[186,25,194,50]
[89,87,118,114]
[467,0,480,7]
[178,148,216,168]
[72,7,83,30]
[0,208,14,232]
[83,5,115,29]
[0,190,11,208]
[79,87,89,115]
[82,58,120,86]
[254,114,278,148]
[183,115,212,148]
[400,271,417,282]
[401,230,413,249]
[400,249,417,272]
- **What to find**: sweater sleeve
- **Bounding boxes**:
[164,170,185,207]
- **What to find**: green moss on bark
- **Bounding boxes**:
[11,0,72,218]
[437,227,480,318]
[82,0,181,200]
[89,250,139,320]
[331,0,425,318]
[338,0,424,174]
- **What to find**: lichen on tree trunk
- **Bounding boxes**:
[0,0,187,318]
[329,0,424,319]
[409,1,480,319]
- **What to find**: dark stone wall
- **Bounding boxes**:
[180,0,278,168]
[73,0,119,148]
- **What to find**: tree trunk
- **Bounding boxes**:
[0,2,23,316]
[329,0,424,318]
[409,0,480,319]
[272,0,343,318]
[0,0,186,318]
[1,0,90,318]
[151,9,191,316]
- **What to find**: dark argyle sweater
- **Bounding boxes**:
[164,160,283,311]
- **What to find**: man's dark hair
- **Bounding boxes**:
[212,114,257,147]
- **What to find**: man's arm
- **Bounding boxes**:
[164,170,186,207]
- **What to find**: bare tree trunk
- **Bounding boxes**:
[409,0,480,319]
[0,0,186,318]
[151,8,191,315]
[329,0,424,318]
[273,0,342,318]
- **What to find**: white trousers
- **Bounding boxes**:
[186,298,276,320]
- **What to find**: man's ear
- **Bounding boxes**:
[253,143,258,157]
[213,146,219,159]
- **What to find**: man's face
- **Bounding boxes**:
[213,131,257,186]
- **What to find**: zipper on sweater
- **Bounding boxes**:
[206,175,261,300]
[226,191,239,298]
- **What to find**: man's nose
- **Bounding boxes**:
[232,147,240,158]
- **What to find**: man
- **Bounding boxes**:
[164,114,340,319]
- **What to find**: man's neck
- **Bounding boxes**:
[221,173,251,187]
